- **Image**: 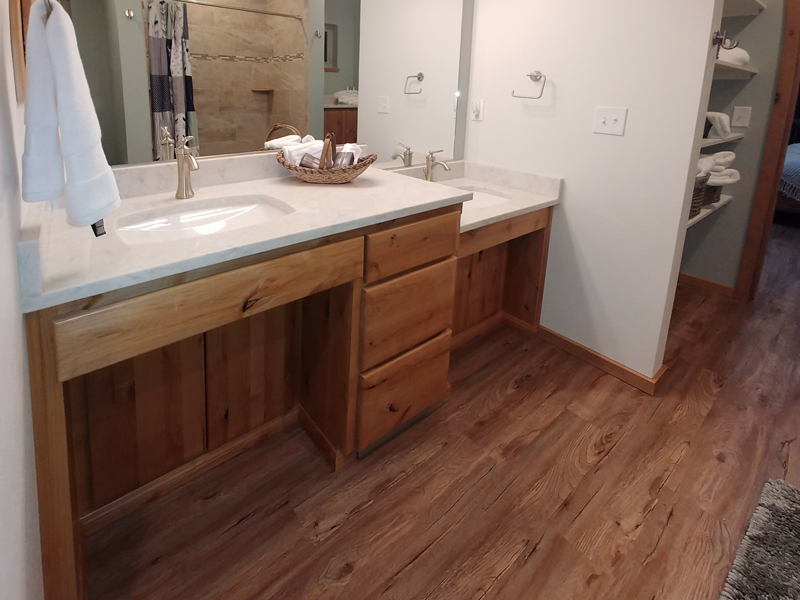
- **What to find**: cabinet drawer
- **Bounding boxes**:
[361,256,457,370]
[358,330,451,450]
[365,212,460,284]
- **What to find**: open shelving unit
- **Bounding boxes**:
[723,0,766,18]
[688,195,734,228]
[700,133,745,148]
[714,60,759,80]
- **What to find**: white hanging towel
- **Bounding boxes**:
[22,0,120,227]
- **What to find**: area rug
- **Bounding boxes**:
[720,479,800,599]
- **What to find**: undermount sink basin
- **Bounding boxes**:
[115,194,294,245]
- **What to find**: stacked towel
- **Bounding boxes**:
[719,47,752,67]
[334,89,359,106]
[697,156,716,177]
[283,140,325,166]
[264,134,315,150]
[708,169,741,187]
[22,0,120,227]
[707,112,732,140]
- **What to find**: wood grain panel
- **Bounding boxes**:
[502,229,547,333]
[26,308,85,600]
[458,208,549,258]
[361,257,457,371]
[54,238,364,381]
[358,330,452,450]
[452,244,508,335]
[324,108,358,143]
[73,336,207,510]
[205,305,297,451]
[365,212,460,284]
[300,282,361,465]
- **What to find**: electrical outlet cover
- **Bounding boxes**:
[593,106,628,136]
[732,106,752,128]
[377,96,390,114]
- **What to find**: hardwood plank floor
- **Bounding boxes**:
[87,223,800,600]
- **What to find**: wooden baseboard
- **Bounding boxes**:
[82,407,299,535]
[451,313,504,350]
[501,312,539,339]
[298,405,349,470]
[678,273,736,298]
[538,327,668,396]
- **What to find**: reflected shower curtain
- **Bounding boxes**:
[147,0,199,160]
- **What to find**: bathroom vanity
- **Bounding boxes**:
[19,154,560,600]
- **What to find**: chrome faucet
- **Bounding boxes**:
[424,150,450,182]
[175,136,199,199]
[391,143,414,167]
[159,126,175,161]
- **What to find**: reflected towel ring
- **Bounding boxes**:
[512,71,547,100]
[404,72,424,95]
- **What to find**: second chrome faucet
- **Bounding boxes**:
[176,136,199,199]
[424,150,450,182]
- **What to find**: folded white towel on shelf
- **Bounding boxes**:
[707,112,732,139]
[22,0,120,227]
[283,140,325,166]
[697,156,717,178]
[719,46,751,67]
[264,135,302,150]
[712,151,736,167]
[708,168,741,187]
[21,0,64,203]
[334,89,359,106]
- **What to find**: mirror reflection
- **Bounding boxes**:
[59,0,466,166]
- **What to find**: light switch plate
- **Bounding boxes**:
[472,99,485,121]
[377,96,390,114]
[732,106,752,128]
[593,106,629,136]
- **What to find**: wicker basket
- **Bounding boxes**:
[703,184,722,206]
[690,174,710,219]
[275,131,377,184]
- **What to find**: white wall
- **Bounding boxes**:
[466,0,720,377]
[358,0,462,163]
[0,0,44,598]
[308,0,325,139]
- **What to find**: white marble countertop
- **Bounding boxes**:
[18,164,469,313]
[388,161,562,233]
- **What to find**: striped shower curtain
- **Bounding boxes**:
[147,0,199,160]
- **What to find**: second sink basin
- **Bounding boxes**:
[116,194,295,245]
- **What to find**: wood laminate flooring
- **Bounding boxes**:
[87,224,800,600]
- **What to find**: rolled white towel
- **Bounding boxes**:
[712,151,736,167]
[340,143,362,162]
[719,46,751,67]
[283,140,325,166]
[264,135,302,150]
[46,0,120,227]
[22,0,65,203]
[697,156,717,178]
[707,168,741,187]
[707,112,732,139]
[334,89,358,98]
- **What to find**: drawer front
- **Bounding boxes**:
[358,330,452,450]
[361,256,457,371]
[365,212,460,284]
[54,237,364,381]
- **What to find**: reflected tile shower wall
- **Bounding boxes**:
[188,0,309,156]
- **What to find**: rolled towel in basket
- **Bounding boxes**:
[707,112,732,139]
[712,151,736,168]
[264,134,301,150]
[697,156,717,177]
[283,140,325,166]
[719,46,751,67]
[707,168,741,187]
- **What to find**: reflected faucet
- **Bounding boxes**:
[391,143,414,167]
[424,150,450,182]
[176,136,199,199]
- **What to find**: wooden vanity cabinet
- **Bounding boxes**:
[356,213,460,451]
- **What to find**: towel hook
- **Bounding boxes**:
[712,30,739,59]
[404,72,424,95]
[512,71,547,100]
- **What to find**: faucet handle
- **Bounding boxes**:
[428,149,444,157]
[397,142,411,151]
[177,136,195,151]
[160,126,174,144]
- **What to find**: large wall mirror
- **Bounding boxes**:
[10,0,471,167]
